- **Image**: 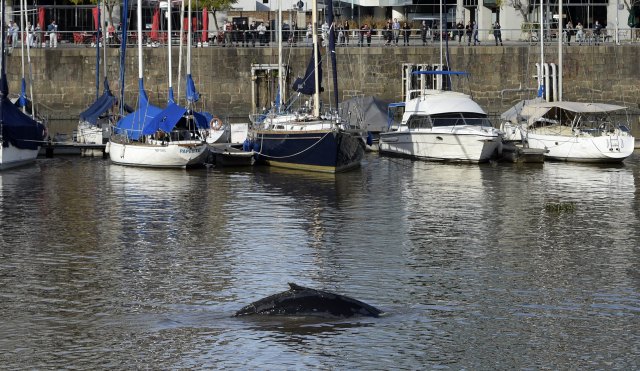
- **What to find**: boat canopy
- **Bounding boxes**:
[113,79,162,141]
[79,79,116,124]
[509,101,627,126]
[143,102,210,136]
[0,95,45,150]
[341,96,390,132]
[406,92,486,117]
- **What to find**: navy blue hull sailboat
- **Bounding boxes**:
[0,0,47,170]
[247,0,364,173]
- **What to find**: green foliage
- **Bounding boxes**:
[197,0,238,11]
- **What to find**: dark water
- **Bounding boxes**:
[1,153,639,369]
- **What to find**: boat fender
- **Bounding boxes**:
[242,138,251,152]
[366,132,373,146]
[105,141,111,154]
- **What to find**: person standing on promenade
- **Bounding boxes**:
[576,22,584,45]
[456,21,464,44]
[466,22,472,45]
[402,22,411,46]
[343,20,350,45]
[47,19,58,48]
[239,20,248,47]
[493,22,503,46]
[9,21,19,49]
[257,22,267,46]
[420,21,429,45]
[34,23,41,47]
[565,20,574,46]
[472,21,480,45]
[383,20,392,46]
[593,20,602,45]
[361,23,371,47]
[392,18,400,45]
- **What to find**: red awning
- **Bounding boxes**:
[150,8,160,41]
[38,7,45,30]
[92,7,99,30]
[201,8,208,42]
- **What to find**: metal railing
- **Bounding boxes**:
[9,27,640,49]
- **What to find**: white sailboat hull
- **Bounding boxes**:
[526,132,635,162]
[108,140,208,168]
[379,128,502,163]
[205,127,230,145]
[0,144,39,170]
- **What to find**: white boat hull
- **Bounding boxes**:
[77,122,108,145]
[108,140,208,168]
[0,144,39,170]
[527,133,635,162]
[379,130,502,163]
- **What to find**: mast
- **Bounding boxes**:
[439,0,443,67]
[187,0,192,80]
[119,0,129,117]
[539,0,544,75]
[278,0,283,112]
[558,0,563,101]
[167,1,174,102]
[311,0,319,117]
[23,0,35,118]
[177,0,185,101]
[19,0,26,113]
[96,0,101,100]
[0,0,6,100]
[326,0,338,110]
[137,0,143,82]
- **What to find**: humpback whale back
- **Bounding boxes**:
[234,283,383,318]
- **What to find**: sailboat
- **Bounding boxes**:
[0,0,47,170]
[499,0,635,163]
[77,1,116,156]
[378,6,502,163]
[108,0,208,168]
[246,0,365,173]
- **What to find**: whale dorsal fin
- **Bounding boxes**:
[288,282,306,291]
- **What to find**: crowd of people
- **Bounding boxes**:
[5,17,611,49]
[5,19,57,49]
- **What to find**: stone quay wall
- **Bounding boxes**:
[7,45,640,123]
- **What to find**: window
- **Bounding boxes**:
[407,115,432,129]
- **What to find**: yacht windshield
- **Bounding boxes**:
[431,112,491,127]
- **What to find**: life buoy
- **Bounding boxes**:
[210,117,223,131]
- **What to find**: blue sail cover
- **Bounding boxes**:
[18,78,27,107]
[185,74,200,103]
[79,79,116,124]
[113,79,161,141]
[144,102,210,135]
[292,47,322,95]
[0,94,45,150]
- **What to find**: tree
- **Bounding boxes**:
[197,0,238,31]
[508,0,534,24]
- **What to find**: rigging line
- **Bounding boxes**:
[256,130,333,159]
